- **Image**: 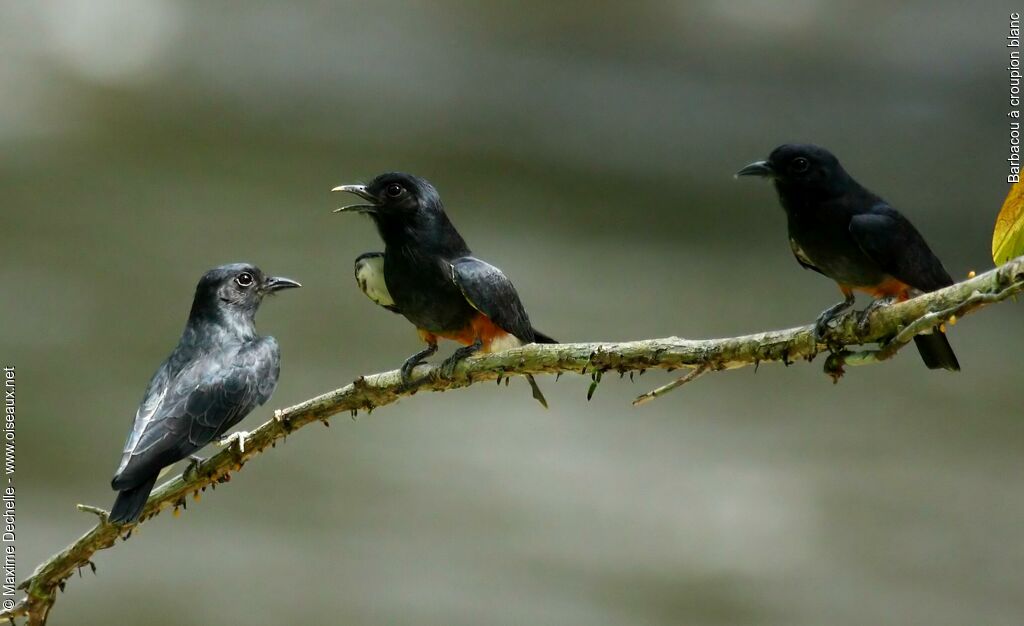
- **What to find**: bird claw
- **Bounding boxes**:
[218,431,249,453]
[183,455,207,479]
[856,297,896,335]
[400,344,438,386]
[813,317,831,343]
[813,294,856,342]
[400,360,421,386]
[439,356,461,379]
[438,340,482,379]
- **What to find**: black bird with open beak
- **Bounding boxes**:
[109,263,300,524]
[333,173,556,406]
[737,143,959,371]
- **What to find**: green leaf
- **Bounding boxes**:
[993,180,1024,264]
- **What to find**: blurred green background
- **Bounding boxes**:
[3,1,1022,624]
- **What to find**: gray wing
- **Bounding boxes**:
[849,208,953,292]
[354,252,400,313]
[112,338,280,489]
[450,256,534,342]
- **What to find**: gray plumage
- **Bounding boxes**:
[109,263,300,524]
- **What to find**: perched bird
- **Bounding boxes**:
[736,144,960,371]
[333,173,555,405]
[109,264,301,524]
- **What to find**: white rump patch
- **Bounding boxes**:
[355,255,395,308]
[485,333,524,354]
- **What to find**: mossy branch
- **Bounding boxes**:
[6,256,1024,625]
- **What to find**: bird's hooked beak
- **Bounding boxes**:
[735,160,777,179]
[261,276,302,293]
[332,184,379,214]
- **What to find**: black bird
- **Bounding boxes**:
[737,144,959,371]
[333,173,555,405]
[109,264,300,524]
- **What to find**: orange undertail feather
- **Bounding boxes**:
[841,277,913,301]
[418,313,518,353]
[417,314,548,406]
[838,278,959,371]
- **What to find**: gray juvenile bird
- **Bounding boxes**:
[109,264,301,524]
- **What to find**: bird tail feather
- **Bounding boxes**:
[531,328,557,344]
[109,474,158,525]
[913,331,960,371]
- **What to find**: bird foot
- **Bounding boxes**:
[400,344,438,386]
[856,297,897,335]
[813,293,856,342]
[183,455,207,480]
[439,339,482,379]
[218,431,249,454]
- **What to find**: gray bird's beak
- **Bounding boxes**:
[262,276,302,293]
[735,160,776,179]
[332,184,379,213]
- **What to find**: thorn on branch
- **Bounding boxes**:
[11,257,1023,626]
[633,364,709,406]
[76,504,110,524]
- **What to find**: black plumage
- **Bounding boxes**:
[737,144,959,371]
[109,263,300,524]
[334,173,555,404]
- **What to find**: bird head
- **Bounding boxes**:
[190,263,301,324]
[332,172,471,254]
[332,172,443,220]
[736,143,850,197]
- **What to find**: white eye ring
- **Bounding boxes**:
[235,272,254,288]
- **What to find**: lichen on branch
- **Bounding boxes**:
[6,255,1023,626]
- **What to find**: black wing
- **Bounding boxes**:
[354,252,400,314]
[450,256,534,343]
[112,337,280,489]
[849,207,953,292]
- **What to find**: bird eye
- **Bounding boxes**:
[235,272,254,288]
[385,183,405,198]
[791,157,810,173]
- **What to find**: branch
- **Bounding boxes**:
[8,256,1024,625]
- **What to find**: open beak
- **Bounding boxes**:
[262,276,302,293]
[735,160,776,179]
[331,184,379,214]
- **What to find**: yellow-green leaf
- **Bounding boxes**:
[993,179,1024,264]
